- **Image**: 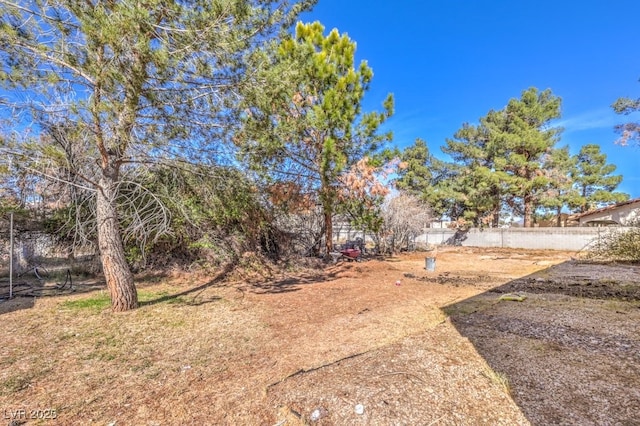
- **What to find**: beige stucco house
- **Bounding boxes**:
[574,198,640,226]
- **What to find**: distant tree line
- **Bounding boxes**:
[393,88,628,228]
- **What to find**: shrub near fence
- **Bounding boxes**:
[587,226,640,261]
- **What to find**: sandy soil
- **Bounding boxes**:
[0,247,638,425]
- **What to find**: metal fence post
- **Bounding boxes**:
[9,212,14,299]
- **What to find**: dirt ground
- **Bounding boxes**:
[0,247,639,425]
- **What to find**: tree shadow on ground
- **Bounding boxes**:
[243,271,341,294]
[0,258,343,311]
[140,265,232,307]
[142,258,346,302]
[442,260,640,425]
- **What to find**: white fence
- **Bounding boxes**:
[418,227,624,251]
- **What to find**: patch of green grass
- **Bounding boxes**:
[61,293,111,311]
[138,290,169,301]
[60,289,190,311]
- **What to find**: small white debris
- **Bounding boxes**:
[310,407,328,422]
[310,409,321,421]
[181,365,191,372]
[354,404,364,415]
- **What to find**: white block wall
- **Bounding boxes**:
[419,227,620,251]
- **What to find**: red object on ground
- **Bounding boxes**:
[340,248,361,259]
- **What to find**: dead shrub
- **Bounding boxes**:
[587,221,640,262]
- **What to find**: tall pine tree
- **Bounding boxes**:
[487,88,562,227]
[395,138,452,219]
[239,21,393,255]
[572,144,628,212]
[441,122,507,227]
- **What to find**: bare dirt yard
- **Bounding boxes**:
[1,247,639,425]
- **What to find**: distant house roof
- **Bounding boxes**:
[571,197,640,223]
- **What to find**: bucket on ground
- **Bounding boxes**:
[425,257,436,271]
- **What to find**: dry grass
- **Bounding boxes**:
[482,367,512,396]
[0,248,638,425]
[1,281,267,424]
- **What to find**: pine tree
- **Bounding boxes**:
[238,21,393,255]
[441,122,507,227]
[395,138,451,219]
[538,146,581,226]
[612,90,640,146]
[572,144,628,212]
[487,88,562,227]
[0,0,314,311]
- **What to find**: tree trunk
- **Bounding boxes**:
[492,194,501,228]
[96,172,138,311]
[523,194,533,228]
[556,206,562,227]
[492,205,500,228]
[324,207,333,256]
[320,176,334,257]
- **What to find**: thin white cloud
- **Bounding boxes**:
[556,108,640,133]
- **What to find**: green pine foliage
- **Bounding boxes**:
[142,166,277,269]
[537,146,581,225]
[571,144,628,213]
[238,21,393,253]
[612,88,640,146]
[441,122,507,227]
[395,138,454,219]
[396,87,628,227]
[486,88,562,227]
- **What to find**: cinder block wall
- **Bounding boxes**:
[419,227,620,251]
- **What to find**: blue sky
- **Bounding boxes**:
[303,1,640,197]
